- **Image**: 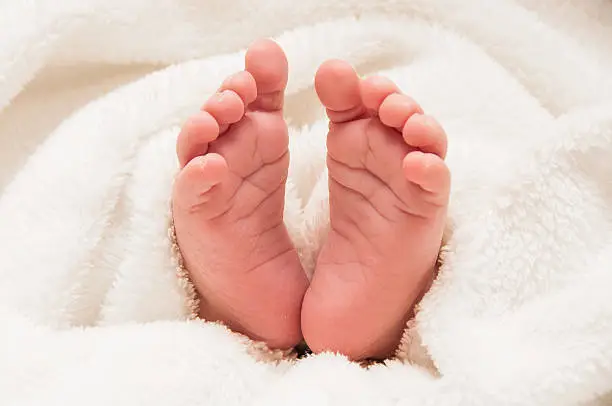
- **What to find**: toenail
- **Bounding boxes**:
[410,113,426,123]
[420,114,435,129]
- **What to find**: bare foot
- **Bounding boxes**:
[172,40,308,350]
[301,60,450,361]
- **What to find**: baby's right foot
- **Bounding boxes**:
[172,40,308,350]
[302,60,450,361]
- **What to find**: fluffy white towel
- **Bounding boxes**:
[1,0,611,405]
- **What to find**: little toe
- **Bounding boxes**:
[360,75,400,112]
[202,90,245,132]
[177,111,220,168]
[402,114,448,158]
[315,59,366,123]
[173,153,229,212]
[245,39,288,111]
[220,71,257,105]
[378,93,423,129]
[403,151,450,201]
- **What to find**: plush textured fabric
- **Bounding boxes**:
[1,0,612,404]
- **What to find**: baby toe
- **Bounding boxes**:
[245,39,288,111]
[203,90,245,130]
[177,111,220,168]
[403,151,450,201]
[378,93,423,129]
[220,71,257,105]
[173,153,229,212]
[315,59,366,122]
[402,114,448,159]
[360,75,399,111]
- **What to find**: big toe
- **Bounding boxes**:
[245,39,288,111]
[315,60,366,122]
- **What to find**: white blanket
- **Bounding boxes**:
[1,0,612,405]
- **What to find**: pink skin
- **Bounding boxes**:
[172,40,450,360]
[301,61,450,360]
[172,39,308,350]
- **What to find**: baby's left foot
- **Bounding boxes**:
[302,61,450,361]
[172,40,307,350]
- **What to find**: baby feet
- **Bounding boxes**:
[301,61,450,360]
[172,40,450,360]
[172,39,308,350]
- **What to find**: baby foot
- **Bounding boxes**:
[172,40,308,350]
[302,61,450,360]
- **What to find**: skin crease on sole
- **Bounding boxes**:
[300,59,450,361]
[172,40,450,361]
[172,39,309,350]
